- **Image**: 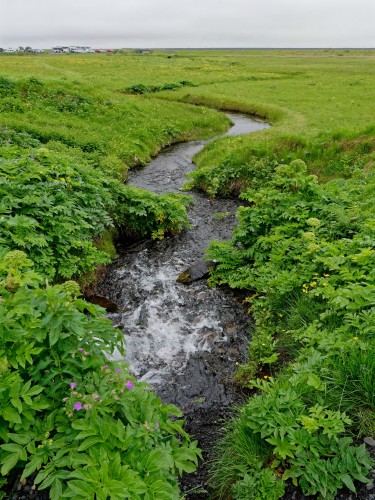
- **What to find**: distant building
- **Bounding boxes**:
[52,46,93,54]
[69,46,92,53]
[52,46,70,53]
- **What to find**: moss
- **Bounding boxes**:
[94,228,118,260]
[176,271,191,284]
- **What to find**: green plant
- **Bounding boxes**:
[0,129,192,280]
[123,81,195,95]
[115,185,191,240]
[0,250,201,498]
[232,468,285,500]
[207,161,374,497]
[0,137,115,280]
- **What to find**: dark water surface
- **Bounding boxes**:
[97,113,269,410]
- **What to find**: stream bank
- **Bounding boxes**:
[96,113,269,497]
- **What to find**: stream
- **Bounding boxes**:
[96,112,269,496]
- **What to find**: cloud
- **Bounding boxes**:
[1,0,374,48]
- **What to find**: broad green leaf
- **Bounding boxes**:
[1,452,19,475]
[77,436,105,452]
[307,373,325,390]
[2,407,21,424]
[21,455,44,479]
[341,474,356,492]
[50,478,63,500]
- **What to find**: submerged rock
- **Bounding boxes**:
[176,259,212,284]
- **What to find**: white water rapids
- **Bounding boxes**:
[97,113,269,407]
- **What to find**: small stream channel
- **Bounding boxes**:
[96,112,269,496]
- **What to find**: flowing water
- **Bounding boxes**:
[97,113,269,410]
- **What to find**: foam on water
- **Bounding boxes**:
[108,249,225,384]
[98,113,269,405]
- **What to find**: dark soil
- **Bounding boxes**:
[3,472,49,499]
[180,404,236,499]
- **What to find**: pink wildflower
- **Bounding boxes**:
[125,380,134,390]
[74,402,83,411]
[69,382,77,388]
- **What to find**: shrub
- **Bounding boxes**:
[123,81,195,95]
[207,160,375,497]
[0,130,190,279]
[0,250,201,499]
[0,138,115,280]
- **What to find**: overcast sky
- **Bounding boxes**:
[1,0,374,49]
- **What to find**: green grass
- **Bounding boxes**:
[1,51,374,185]
[1,50,374,499]
[0,70,231,175]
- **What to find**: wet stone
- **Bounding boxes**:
[364,437,375,447]
[84,293,119,312]
[176,259,212,284]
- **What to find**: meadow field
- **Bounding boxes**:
[0,50,374,499]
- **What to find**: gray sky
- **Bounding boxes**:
[1,0,374,49]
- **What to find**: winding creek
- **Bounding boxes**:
[96,112,269,493]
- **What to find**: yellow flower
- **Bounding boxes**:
[323,282,328,287]
[353,336,358,340]
[324,273,330,277]
[310,281,317,287]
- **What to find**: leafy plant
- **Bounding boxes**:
[124,81,195,95]
[207,161,374,497]
[0,129,191,280]
[0,250,201,498]
[232,468,285,500]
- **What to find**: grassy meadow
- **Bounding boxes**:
[0,50,374,499]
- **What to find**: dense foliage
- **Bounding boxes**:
[206,160,374,498]
[0,250,200,499]
[0,126,194,497]
[185,129,375,197]
[0,128,190,281]
[123,81,195,94]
